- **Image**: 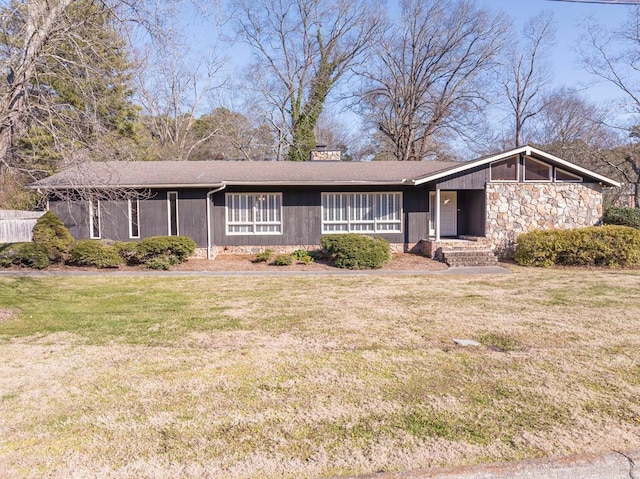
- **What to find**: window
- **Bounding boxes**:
[322,192,402,233]
[128,198,140,238]
[555,168,582,182]
[490,156,518,181]
[226,193,282,234]
[89,198,101,239]
[167,191,178,236]
[524,157,552,182]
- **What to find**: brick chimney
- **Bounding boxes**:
[309,145,341,161]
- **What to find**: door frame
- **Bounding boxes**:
[429,190,458,240]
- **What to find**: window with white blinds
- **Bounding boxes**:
[322,192,402,233]
[226,193,282,235]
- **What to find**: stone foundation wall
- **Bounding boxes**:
[486,182,603,256]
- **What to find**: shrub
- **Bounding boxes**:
[273,254,293,266]
[603,206,640,229]
[291,249,313,264]
[321,234,390,269]
[0,243,16,267]
[254,249,274,263]
[68,241,123,268]
[514,226,640,268]
[113,242,138,263]
[132,236,196,265]
[31,211,73,262]
[144,257,173,270]
[0,242,51,269]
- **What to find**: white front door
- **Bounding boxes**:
[429,191,458,237]
[440,191,457,236]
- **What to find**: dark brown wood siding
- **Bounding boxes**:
[405,187,429,243]
[436,165,489,190]
[210,185,423,247]
[49,185,432,248]
[50,198,88,239]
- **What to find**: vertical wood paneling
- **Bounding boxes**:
[436,165,489,190]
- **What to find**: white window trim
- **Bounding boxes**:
[89,199,101,239]
[321,192,403,234]
[489,156,519,182]
[225,192,283,236]
[523,156,552,182]
[554,167,582,183]
[128,198,140,239]
[167,191,179,236]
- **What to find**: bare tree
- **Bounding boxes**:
[135,39,226,161]
[531,87,609,160]
[502,11,555,148]
[232,0,384,161]
[579,7,640,207]
[0,0,76,168]
[0,0,194,176]
[358,0,508,161]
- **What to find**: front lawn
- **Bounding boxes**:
[0,268,639,478]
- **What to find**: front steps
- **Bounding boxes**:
[425,237,499,268]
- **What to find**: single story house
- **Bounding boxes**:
[28,145,620,259]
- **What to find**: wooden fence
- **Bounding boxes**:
[0,210,45,243]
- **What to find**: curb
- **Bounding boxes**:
[338,450,639,479]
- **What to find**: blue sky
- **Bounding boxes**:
[179,0,635,120]
[481,0,632,102]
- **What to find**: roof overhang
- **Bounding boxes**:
[30,180,411,190]
[411,145,621,187]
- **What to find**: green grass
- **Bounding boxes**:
[0,268,639,478]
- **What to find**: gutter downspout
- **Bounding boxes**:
[206,184,226,259]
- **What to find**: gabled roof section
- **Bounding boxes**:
[411,145,621,187]
[28,159,460,189]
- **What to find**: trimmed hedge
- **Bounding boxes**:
[131,236,196,267]
[514,226,640,267]
[321,233,390,269]
[603,206,640,229]
[31,211,73,261]
[68,240,123,268]
[0,242,50,269]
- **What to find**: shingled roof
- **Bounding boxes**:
[28,145,621,190]
[29,159,461,189]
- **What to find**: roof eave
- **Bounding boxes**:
[29,180,410,190]
[411,145,621,187]
[28,182,226,190]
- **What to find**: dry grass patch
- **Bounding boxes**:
[0,268,639,478]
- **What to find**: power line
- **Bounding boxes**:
[547,0,640,4]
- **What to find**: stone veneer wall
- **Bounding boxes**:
[202,242,407,259]
[486,182,603,256]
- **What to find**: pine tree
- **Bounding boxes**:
[0,0,140,178]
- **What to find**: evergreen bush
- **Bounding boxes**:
[321,233,390,269]
[603,206,640,229]
[31,211,73,262]
[113,242,138,263]
[0,242,51,269]
[254,249,274,263]
[514,226,640,267]
[68,240,123,268]
[273,254,293,266]
[132,236,196,266]
[291,249,313,264]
